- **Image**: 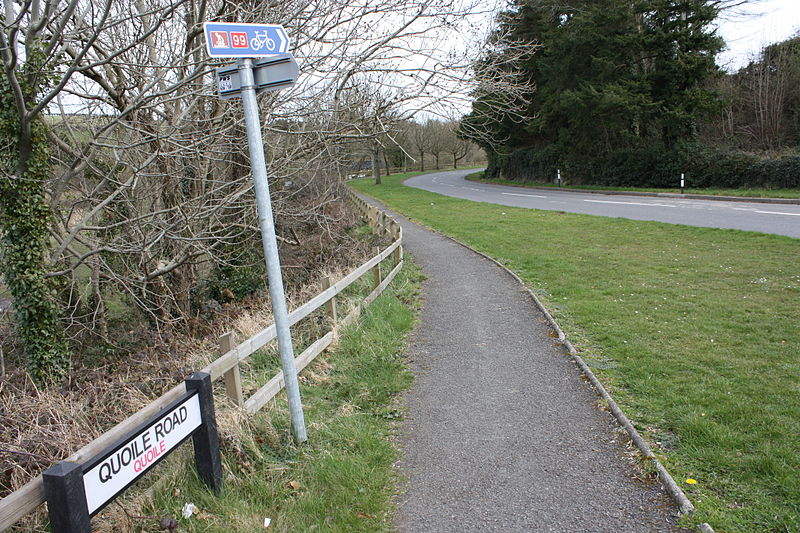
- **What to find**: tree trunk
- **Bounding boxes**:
[383,151,392,176]
[1,76,71,383]
[372,146,381,184]
[0,169,71,383]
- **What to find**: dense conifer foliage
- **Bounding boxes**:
[461,1,800,189]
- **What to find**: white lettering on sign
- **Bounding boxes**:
[82,394,202,515]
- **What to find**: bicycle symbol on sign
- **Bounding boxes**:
[250,30,276,51]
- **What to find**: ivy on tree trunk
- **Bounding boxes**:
[1,64,71,384]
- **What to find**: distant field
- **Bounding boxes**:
[352,173,800,532]
[466,172,800,199]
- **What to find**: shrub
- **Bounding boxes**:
[500,145,559,183]
[497,143,800,190]
[569,148,686,187]
[684,148,758,188]
[749,155,800,188]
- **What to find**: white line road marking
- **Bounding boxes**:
[502,192,547,198]
[467,187,483,191]
[754,210,800,217]
[584,199,677,208]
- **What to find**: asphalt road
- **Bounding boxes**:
[357,197,690,532]
[405,170,800,239]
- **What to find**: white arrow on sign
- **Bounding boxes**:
[275,27,287,53]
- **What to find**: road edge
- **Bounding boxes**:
[464,175,800,205]
[353,189,716,533]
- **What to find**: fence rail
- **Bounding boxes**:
[0,192,401,531]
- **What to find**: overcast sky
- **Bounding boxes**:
[716,0,800,71]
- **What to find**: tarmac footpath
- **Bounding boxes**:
[357,196,691,533]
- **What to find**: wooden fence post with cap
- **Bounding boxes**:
[391,221,403,263]
[220,332,243,407]
[322,275,338,329]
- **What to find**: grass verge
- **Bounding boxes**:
[465,172,800,199]
[351,174,800,532]
[96,262,424,533]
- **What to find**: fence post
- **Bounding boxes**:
[391,222,403,263]
[185,372,223,493]
[220,332,243,408]
[373,246,382,288]
[322,275,338,328]
[43,461,90,533]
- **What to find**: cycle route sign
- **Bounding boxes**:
[204,22,290,57]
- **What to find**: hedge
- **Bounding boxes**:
[497,145,800,189]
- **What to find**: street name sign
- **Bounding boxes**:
[43,373,223,533]
[216,54,299,99]
[81,392,202,514]
[204,22,290,57]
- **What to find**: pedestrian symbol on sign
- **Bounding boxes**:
[210,31,229,48]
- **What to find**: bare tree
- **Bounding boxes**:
[704,34,800,151]
[426,120,448,170]
[2,0,530,380]
[408,121,431,171]
[456,12,538,155]
[329,77,404,184]
[443,121,474,168]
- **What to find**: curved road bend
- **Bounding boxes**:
[405,169,800,238]
[355,196,690,532]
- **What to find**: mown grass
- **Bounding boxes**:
[351,174,800,532]
[466,172,800,199]
[109,263,424,533]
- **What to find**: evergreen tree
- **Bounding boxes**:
[463,0,724,181]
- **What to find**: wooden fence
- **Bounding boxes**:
[0,193,402,531]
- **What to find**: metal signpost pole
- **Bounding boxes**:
[238,58,307,443]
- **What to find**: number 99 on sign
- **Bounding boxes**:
[231,32,247,49]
